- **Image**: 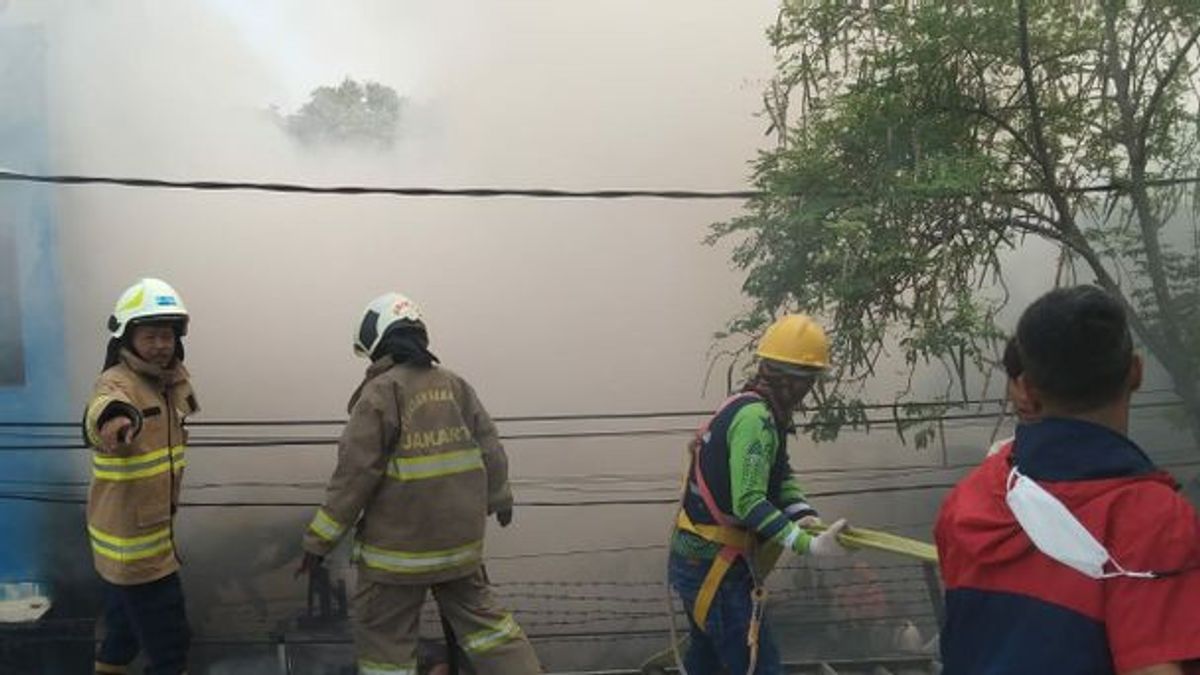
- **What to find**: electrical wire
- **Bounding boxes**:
[0,388,1180,430]
[2,169,1198,200]
[1,455,1195,508]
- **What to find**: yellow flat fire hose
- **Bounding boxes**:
[804,522,939,563]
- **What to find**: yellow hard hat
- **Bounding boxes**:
[756,314,830,370]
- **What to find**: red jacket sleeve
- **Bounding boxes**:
[1104,480,1200,673]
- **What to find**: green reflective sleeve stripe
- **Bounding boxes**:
[307,508,346,543]
[357,660,416,675]
[387,448,484,481]
[464,614,523,654]
[754,509,783,531]
[88,525,173,563]
[353,540,483,574]
[92,446,186,481]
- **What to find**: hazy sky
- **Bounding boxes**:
[2,0,788,419]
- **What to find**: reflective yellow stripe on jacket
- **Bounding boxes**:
[357,660,416,675]
[464,614,523,654]
[387,448,483,482]
[307,508,346,543]
[92,446,186,481]
[88,525,173,563]
[353,540,483,575]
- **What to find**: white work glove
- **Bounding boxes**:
[797,515,823,529]
[807,518,849,557]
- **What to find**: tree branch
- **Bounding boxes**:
[1056,218,1161,352]
[977,216,1066,244]
[1016,0,1075,227]
[1101,1,1196,407]
[1140,23,1200,141]
[952,105,1041,163]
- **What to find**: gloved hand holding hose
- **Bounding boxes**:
[806,518,850,557]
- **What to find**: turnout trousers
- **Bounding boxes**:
[94,572,190,675]
[353,569,541,675]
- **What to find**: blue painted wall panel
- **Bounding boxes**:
[0,24,72,586]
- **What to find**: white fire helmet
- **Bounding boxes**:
[108,278,189,339]
[353,292,424,358]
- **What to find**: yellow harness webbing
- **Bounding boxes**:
[676,510,754,628]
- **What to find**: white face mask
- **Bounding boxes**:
[1005,467,1157,580]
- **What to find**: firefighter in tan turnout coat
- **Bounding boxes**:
[300,292,541,675]
[84,278,198,675]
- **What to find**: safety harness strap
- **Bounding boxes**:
[692,547,739,630]
[680,392,764,630]
[675,510,753,550]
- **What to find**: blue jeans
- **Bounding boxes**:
[96,573,190,675]
[668,551,782,675]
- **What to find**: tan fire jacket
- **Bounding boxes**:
[303,357,514,585]
[83,349,198,586]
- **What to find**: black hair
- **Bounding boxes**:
[1002,336,1023,380]
[1015,285,1133,412]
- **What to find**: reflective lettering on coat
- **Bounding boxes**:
[400,425,472,451]
[401,388,455,423]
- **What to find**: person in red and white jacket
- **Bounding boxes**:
[937,285,1200,675]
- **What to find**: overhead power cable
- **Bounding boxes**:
[2,169,1198,201]
[0,406,1168,451]
[0,479,965,508]
[6,458,1198,509]
[0,390,1180,429]
[0,170,754,200]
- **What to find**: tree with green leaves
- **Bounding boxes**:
[713,0,1200,448]
[278,77,401,149]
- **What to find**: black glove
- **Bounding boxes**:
[496,507,513,527]
[294,551,324,579]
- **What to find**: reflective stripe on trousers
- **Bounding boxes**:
[463,613,523,654]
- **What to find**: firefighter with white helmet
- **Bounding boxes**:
[669,314,851,675]
[299,292,541,675]
[84,278,199,675]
